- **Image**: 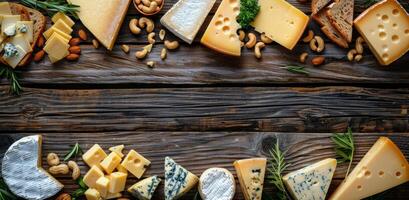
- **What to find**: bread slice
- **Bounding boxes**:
[326,0,354,42]
[0,3,46,67]
[313,9,349,48]
[311,0,332,14]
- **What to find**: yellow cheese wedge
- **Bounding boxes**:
[16,21,34,43]
[109,145,125,158]
[44,26,73,41]
[85,188,101,200]
[67,0,131,50]
[100,152,122,174]
[330,137,409,200]
[354,0,409,66]
[251,0,309,50]
[108,172,127,193]
[0,2,12,15]
[201,0,241,56]
[121,150,151,178]
[234,158,267,200]
[3,45,27,69]
[83,166,105,188]
[82,144,108,168]
[95,176,110,198]
[52,12,75,27]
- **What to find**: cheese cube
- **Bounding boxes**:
[100,152,122,174]
[44,26,72,41]
[1,15,20,36]
[82,144,108,168]
[52,19,73,35]
[83,166,105,188]
[105,192,122,199]
[0,2,12,15]
[109,145,125,158]
[52,12,75,27]
[3,45,27,68]
[121,150,151,178]
[108,172,127,193]
[116,164,128,174]
[95,176,110,198]
[85,188,101,200]
[43,34,70,63]
[16,21,34,43]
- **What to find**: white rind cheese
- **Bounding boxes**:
[1,135,63,200]
[283,158,337,200]
[128,175,162,200]
[160,0,216,44]
[199,168,235,200]
[164,156,199,200]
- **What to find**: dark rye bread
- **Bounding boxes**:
[326,0,354,42]
[311,0,332,14]
[313,9,349,48]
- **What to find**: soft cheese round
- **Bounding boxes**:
[1,135,63,200]
[199,168,235,200]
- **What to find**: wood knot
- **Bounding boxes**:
[21,104,42,119]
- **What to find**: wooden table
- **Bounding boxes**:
[1,0,409,199]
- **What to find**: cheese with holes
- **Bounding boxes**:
[85,188,102,200]
[100,152,122,174]
[330,137,409,200]
[251,0,309,50]
[16,21,34,43]
[43,33,70,63]
[52,12,75,27]
[128,176,162,200]
[0,2,11,15]
[199,168,235,200]
[68,0,131,50]
[109,145,125,158]
[96,176,110,198]
[44,26,73,41]
[354,0,409,66]
[108,172,127,193]
[234,158,267,200]
[201,0,241,56]
[1,15,20,36]
[161,0,216,44]
[84,166,105,188]
[165,157,199,200]
[1,135,63,200]
[83,144,108,168]
[121,150,151,178]
[283,158,337,200]
[3,45,26,68]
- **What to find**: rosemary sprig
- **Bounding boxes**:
[267,140,291,200]
[64,143,83,161]
[331,127,355,177]
[282,66,309,75]
[21,0,79,19]
[72,176,88,200]
[0,66,22,95]
[0,178,18,200]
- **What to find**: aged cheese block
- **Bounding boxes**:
[199,168,235,200]
[1,135,63,200]
[165,156,199,200]
[128,176,162,200]
[234,158,267,200]
[283,158,337,200]
[82,144,108,168]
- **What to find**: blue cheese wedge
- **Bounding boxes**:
[128,176,162,200]
[234,158,267,200]
[164,157,199,200]
[283,158,337,200]
[1,135,63,200]
[199,168,235,200]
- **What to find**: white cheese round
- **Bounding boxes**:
[199,168,235,200]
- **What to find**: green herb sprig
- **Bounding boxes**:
[331,127,355,177]
[282,66,310,75]
[72,177,88,200]
[21,0,79,19]
[0,66,22,95]
[0,178,18,200]
[64,143,83,161]
[238,0,260,29]
[267,140,291,200]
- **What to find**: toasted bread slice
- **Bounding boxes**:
[313,9,349,48]
[311,0,332,14]
[326,0,354,42]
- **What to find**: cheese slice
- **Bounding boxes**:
[201,0,241,56]
[121,150,151,178]
[0,2,12,15]
[283,158,337,200]
[16,21,34,43]
[68,0,131,50]
[234,158,267,200]
[128,176,162,200]
[165,157,199,200]
[1,15,20,36]
[51,19,73,35]
[1,135,63,199]
[330,137,409,200]
[10,33,33,53]
[198,168,235,200]
[354,0,409,66]
[43,33,70,63]
[160,0,216,44]
[44,26,73,41]
[3,45,27,68]
[251,0,309,50]
[52,12,75,27]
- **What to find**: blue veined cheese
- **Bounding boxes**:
[128,176,161,200]
[282,158,337,200]
[1,135,64,200]
[234,158,267,200]
[199,168,235,200]
[164,157,199,200]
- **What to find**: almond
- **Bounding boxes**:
[37,36,45,48]
[92,39,99,49]
[33,50,45,62]
[311,56,325,66]
[66,54,80,61]
[69,46,81,54]
[69,38,81,46]
[78,29,88,40]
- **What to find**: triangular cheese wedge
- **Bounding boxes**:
[283,158,337,200]
[234,158,267,200]
[164,157,199,200]
[67,0,131,50]
[128,176,161,200]
[109,144,125,158]
[330,137,409,200]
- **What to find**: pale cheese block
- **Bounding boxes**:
[16,21,34,43]
[0,2,12,15]
[43,33,70,63]
[201,0,241,56]
[251,0,309,50]
[199,168,235,200]
[128,176,162,200]
[165,156,199,200]
[68,0,131,50]
[1,15,20,36]
[82,144,108,168]
[10,33,33,53]
[1,135,63,200]
[283,158,337,200]
[3,45,26,68]
[52,12,75,27]
[44,26,73,41]
[354,0,409,66]
[234,158,267,200]
[160,0,216,44]
[330,137,409,200]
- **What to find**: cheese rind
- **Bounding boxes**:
[283,158,337,200]
[121,150,151,178]
[83,144,108,168]
[128,176,162,200]
[199,168,235,200]
[330,137,409,200]
[354,0,409,66]
[165,157,199,200]
[251,0,309,50]
[234,158,267,200]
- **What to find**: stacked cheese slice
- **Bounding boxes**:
[43,12,74,63]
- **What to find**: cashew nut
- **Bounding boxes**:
[310,36,325,52]
[354,54,363,62]
[147,61,155,68]
[254,42,265,59]
[238,30,245,41]
[47,153,60,166]
[347,49,357,61]
[246,33,257,49]
[302,30,314,43]
[121,44,130,54]
[260,33,273,44]
[148,32,156,44]
[129,19,141,35]
[49,164,69,175]
[68,161,80,180]
[135,49,148,59]
[299,52,308,63]
[159,29,166,41]
[141,1,158,14]
[355,37,365,54]
[164,40,179,50]
[161,48,167,60]
[139,17,155,33]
